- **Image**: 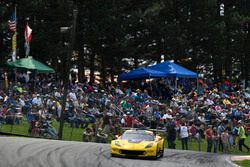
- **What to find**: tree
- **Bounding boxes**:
[1,0,249,86]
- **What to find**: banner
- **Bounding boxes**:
[24,23,32,57]
[24,41,30,57]
[11,32,17,61]
[12,32,16,50]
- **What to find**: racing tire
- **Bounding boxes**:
[151,154,158,160]
[160,144,164,158]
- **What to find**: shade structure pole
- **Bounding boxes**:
[175,77,178,93]
[149,74,153,129]
[14,68,17,85]
[149,75,153,97]
[196,77,198,90]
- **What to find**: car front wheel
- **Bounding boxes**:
[160,144,164,158]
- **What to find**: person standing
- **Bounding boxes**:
[217,121,225,152]
[195,124,202,152]
[232,125,239,146]
[166,121,176,149]
[221,128,229,153]
[103,110,113,134]
[228,129,234,152]
[179,122,189,150]
[205,125,213,152]
[238,121,250,152]
[212,127,219,153]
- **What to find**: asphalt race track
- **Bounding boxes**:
[0,137,237,167]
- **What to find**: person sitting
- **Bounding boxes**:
[41,118,57,139]
[82,127,94,142]
[30,119,40,136]
[96,128,108,143]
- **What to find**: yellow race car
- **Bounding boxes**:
[110,129,164,159]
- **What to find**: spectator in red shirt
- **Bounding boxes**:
[205,125,213,152]
[124,113,133,127]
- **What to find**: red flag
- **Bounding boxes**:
[25,23,32,43]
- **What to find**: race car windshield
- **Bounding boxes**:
[121,132,155,141]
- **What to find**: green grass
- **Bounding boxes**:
[1,119,250,155]
[173,138,250,155]
[0,119,84,141]
[234,160,250,167]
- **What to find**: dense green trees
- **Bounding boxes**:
[0,0,249,86]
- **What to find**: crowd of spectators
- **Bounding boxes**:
[0,70,250,153]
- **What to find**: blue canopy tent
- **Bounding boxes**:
[118,67,167,81]
[148,61,198,78]
[148,61,198,90]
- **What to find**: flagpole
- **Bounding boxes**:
[14,4,17,60]
[13,4,17,85]
[11,4,17,61]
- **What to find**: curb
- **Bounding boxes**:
[229,156,250,167]
[231,156,250,161]
[227,156,240,167]
[229,160,241,167]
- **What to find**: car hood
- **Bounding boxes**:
[116,139,154,149]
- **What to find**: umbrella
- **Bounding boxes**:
[5,57,55,73]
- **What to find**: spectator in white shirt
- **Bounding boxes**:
[179,122,189,150]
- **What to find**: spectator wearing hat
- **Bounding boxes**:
[237,121,250,152]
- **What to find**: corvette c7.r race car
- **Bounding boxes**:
[110,129,164,159]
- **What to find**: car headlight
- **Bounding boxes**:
[145,143,153,148]
[115,141,121,147]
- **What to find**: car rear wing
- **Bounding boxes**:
[121,127,166,133]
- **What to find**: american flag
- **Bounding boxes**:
[8,12,16,32]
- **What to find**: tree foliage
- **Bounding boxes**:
[0,0,249,85]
